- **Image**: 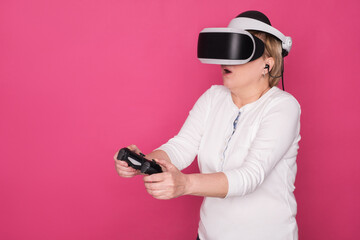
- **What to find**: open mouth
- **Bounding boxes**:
[223,67,232,75]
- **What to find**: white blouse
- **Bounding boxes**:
[158,85,301,240]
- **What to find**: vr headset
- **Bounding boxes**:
[197,12,292,65]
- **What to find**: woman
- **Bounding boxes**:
[115,10,301,240]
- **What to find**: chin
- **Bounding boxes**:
[223,78,236,90]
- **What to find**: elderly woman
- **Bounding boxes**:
[115,10,301,240]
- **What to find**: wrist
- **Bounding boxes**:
[183,173,193,196]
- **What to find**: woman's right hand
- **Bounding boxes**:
[114,144,142,178]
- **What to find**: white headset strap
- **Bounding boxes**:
[228,17,292,54]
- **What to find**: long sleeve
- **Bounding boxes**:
[223,96,301,198]
[156,87,213,170]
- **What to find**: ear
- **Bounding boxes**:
[265,57,275,72]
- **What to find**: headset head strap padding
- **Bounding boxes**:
[228,17,292,56]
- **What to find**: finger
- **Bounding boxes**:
[154,158,175,171]
[144,181,166,191]
[120,172,138,178]
[143,173,165,183]
[116,164,137,173]
[115,161,137,171]
[114,151,120,161]
[145,187,163,196]
[116,164,133,172]
[116,160,130,167]
[117,168,140,177]
[127,144,141,154]
[146,189,169,200]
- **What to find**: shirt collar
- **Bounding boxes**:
[228,86,278,112]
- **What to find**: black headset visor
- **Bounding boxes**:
[197,28,264,65]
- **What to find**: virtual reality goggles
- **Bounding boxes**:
[197,16,292,65]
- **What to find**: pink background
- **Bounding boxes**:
[1,0,359,239]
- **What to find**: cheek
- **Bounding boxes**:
[223,71,252,88]
[235,64,262,79]
[233,69,254,82]
[223,70,261,88]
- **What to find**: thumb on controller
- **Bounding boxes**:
[153,158,175,172]
[127,144,142,155]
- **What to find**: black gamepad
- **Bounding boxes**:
[116,147,163,175]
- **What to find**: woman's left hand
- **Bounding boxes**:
[143,159,189,200]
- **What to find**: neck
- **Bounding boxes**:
[231,84,271,109]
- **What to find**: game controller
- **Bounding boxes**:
[116,147,163,175]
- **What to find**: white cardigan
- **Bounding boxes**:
[158,85,301,240]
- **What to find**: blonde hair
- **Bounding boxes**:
[249,31,283,87]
